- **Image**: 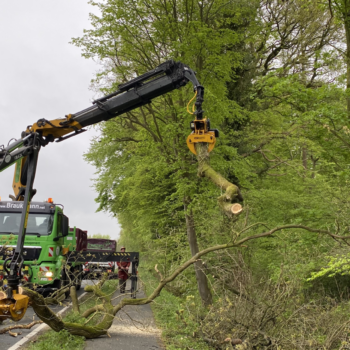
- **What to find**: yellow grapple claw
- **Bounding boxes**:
[0,290,29,321]
[186,130,216,155]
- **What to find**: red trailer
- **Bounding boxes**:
[83,238,118,278]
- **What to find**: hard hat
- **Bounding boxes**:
[120,246,125,249]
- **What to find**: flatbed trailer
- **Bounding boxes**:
[70,250,139,298]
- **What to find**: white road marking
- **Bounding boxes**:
[7,292,87,350]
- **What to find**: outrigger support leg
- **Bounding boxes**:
[0,134,40,321]
[130,260,138,299]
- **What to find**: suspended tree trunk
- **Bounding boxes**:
[180,141,244,306]
[184,205,212,306]
[195,143,243,216]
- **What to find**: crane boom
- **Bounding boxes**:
[0,60,217,321]
[26,60,203,140]
[0,60,206,199]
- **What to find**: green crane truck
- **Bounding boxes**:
[0,60,211,321]
[0,199,86,294]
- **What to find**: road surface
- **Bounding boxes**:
[84,280,164,350]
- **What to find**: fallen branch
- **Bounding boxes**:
[154,264,164,281]
[70,286,80,313]
[81,304,105,318]
[110,224,350,314]
[84,272,109,294]
[0,320,43,335]
[22,287,114,338]
[21,224,350,339]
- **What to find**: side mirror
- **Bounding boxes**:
[53,214,69,241]
[62,215,69,237]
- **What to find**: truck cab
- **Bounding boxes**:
[0,200,85,294]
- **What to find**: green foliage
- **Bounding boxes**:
[72,0,350,347]
[88,233,111,239]
[309,255,350,280]
[27,329,85,350]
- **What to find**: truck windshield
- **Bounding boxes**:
[87,241,115,251]
[0,213,53,235]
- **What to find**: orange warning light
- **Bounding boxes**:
[47,198,53,203]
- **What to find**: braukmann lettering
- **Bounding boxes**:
[6,203,41,209]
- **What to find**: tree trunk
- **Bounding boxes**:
[184,205,213,306]
[302,147,308,170]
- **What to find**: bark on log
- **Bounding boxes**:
[195,143,243,217]
[22,289,65,332]
[22,288,112,338]
[82,305,105,318]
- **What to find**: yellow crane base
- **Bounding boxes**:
[0,290,29,322]
[186,131,216,155]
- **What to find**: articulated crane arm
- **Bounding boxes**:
[0,60,218,321]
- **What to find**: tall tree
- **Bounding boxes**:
[73,0,253,305]
[74,0,350,318]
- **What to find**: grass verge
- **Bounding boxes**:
[26,280,119,350]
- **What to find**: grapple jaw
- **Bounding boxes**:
[0,290,29,322]
[187,130,216,155]
[186,118,219,155]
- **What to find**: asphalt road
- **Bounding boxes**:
[84,280,164,350]
[0,281,88,350]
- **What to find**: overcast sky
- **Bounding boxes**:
[0,1,121,240]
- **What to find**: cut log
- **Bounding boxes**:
[231,203,243,215]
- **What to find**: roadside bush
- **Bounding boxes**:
[200,252,350,349]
